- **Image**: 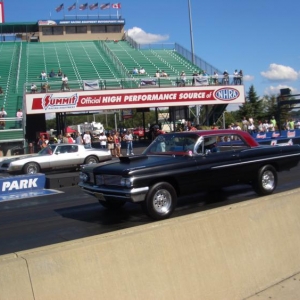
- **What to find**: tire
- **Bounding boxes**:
[141,182,177,220]
[23,162,40,174]
[99,200,126,209]
[253,165,277,196]
[84,156,99,164]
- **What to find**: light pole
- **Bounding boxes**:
[188,0,195,64]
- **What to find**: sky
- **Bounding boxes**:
[2,0,300,103]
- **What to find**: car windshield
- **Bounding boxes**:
[143,133,199,155]
[38,144,56,155]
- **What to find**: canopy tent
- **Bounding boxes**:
[65,126,76,133]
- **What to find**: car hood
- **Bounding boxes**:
[90,154,189,175]
[1,154,39,163]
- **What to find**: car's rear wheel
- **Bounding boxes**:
[84,156,99,164]
[142,182,177,220]
[99,200,126,209]
[23,162,40,174]
[253,165,277,196]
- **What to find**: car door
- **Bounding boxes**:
[194,134,248,189]
[50,145,79,170]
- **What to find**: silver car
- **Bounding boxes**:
[0,144,112,174]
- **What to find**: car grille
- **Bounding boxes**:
[96,174,122,186]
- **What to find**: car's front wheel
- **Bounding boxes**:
[253,165,277,196]
[84,156,99,164]
[23,162,40,174]
[142,182,177,220]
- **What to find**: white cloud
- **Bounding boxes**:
[263,84,298,96]
[261,64,299,81]
[127,27,169,44]
[243,75,254,81]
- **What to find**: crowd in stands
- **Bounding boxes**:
[0,107,23,130]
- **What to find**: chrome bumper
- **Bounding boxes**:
[78,182,149,203]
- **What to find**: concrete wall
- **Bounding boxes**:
[1,189,300,300]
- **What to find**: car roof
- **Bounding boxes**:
[164,130,259,147]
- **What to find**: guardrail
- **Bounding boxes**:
[24,75,243,94]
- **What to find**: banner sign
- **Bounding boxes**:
[83,80,100,90]
[38,19,125,26]
[25,86,245,114]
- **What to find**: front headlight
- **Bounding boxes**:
[120,177,134,187]
[79,172,89,183]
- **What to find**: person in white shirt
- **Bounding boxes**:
[0,107,7,129]
[61,74,70,91]
[83,131,91,148]
[124,129,134,155]
[41,71,47,80]
[99,132,107,149]
[16,108,23,129]
[31,83,37,93]
[139,67,145,74]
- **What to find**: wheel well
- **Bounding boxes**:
[148,177,180,195]
[23,161,41,170]
[84,155,98,163]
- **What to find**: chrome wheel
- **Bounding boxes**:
[85,156,99,164]
[142,182,177,220]
[262,170,275,191]
[24,162,40,174]
[152,189,172,214]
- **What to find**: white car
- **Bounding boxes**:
[0,144,112,174]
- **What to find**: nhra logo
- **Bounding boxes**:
[287,131,296,138]
[42,94,78,110]
[214,88,240,101]
[2,178,38,192]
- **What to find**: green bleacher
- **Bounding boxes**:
[0,40,204,143]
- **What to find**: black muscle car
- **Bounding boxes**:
[79,130,300,220]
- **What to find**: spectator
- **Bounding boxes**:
[49,70,56,78]
[16,108,23,129]
[153,125,165,139]
[57,69,63,77]
[289,119,295,130]
[139,67,145,74]
[270,116,277,129]
[132,67,138,75]
[38,135,47,150]
[155,70,160,78]
[67,134,74,144]
[114,131,122,157]
[248,122,256,135]
[107,132,115,156]
[262,120,269,132]
[242,117,249,131]
[99,132,107,149]
[192,70,199,86]
[268,120,275,132]
[222,70,229,84]
[180,71,186,86]
[187,121,197,131]
[83,131,91,148]
[41,82,50,93]
[233,69,239,85]
[124,129,134,155]
[75,132,83,144]
[238,70,243,84]
[0,86,3,94]
[0,107,7,129]
[212,71,219,85]
[41,70,47,80]
[161,70,168,77]
[31,83,37,93]
[61,74,70,91]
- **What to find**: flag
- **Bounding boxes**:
[68,3,76,11]
[89,3,98,10]
[55,3,64,12]
[100,3,110,10]
[79,3,88,10]
[112,3,121,9]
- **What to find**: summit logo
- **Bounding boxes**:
[42,94,78,110]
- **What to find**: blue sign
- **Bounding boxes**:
[0,174,45,195]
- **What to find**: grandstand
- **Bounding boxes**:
[0,18,241,155]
